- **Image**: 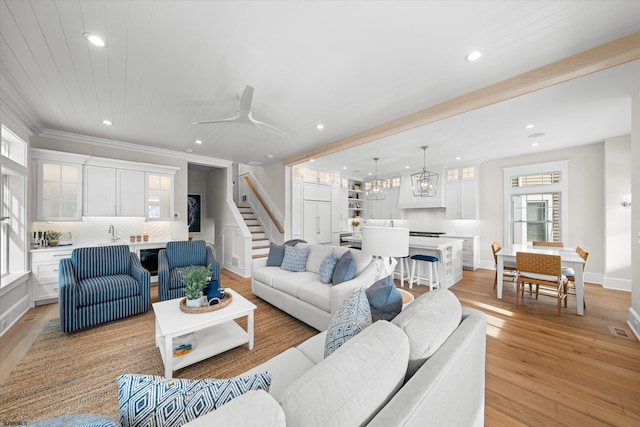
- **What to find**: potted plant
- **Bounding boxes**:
[45,230,62,247]
[182,265,212,307]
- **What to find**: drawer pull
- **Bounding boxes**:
[52,269,58,272]
[52,254,69,257]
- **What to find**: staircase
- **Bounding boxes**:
[237,205,270,259]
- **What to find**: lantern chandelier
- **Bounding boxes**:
[411,146,439,197]
[365,157,386,200]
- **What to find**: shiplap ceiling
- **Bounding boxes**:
[1,0,639,178]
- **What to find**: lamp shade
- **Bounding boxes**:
[362,227,409,258]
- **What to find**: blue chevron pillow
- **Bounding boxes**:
[117,372,271,427]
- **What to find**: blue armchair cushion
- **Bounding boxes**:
[165,240,208,270]
[77,275,141,307]
[72,245,131,281]
[117,372,271,427]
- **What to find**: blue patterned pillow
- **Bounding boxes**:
[280,245,310,272]
[324,288,372,358]
[117,372,271,427]
[332,250,357,285]
[319,252,338,284]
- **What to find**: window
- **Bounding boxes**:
[503,161,568,245]
[1,125,28,282]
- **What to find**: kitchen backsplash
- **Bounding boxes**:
[403,208,480,236]
[31,217,172,246]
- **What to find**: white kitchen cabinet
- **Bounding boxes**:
[84,166,145,217]
[30,247,74,305]
[447,235,479,270]
[146,173,174,220]
[291,180,303,240]
[33,153,85,221]
[303,200,332,244]
[445,166,478,219]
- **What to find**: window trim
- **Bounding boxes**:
[503,160,569,245]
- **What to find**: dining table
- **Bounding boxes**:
[496,244,587,315]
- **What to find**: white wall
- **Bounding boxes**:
[479,143,606,279]
[240,162,286,215]
[604,136,632,283]
[629,88,640,339]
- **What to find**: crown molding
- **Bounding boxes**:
[0,72,45,136]
[38,129,233,168]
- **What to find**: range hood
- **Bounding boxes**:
[398,168,445,209]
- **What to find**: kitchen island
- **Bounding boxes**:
[343,235,464,289]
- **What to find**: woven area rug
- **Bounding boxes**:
[0,286,316,424]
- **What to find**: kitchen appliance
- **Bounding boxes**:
[139,247,162,282]
[409,231,447,238]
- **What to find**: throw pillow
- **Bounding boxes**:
[332,250,357,285]
[266,243,285,267]
[280,245,310,272]
[117,372,272,427]
[324,288,372,358]
[319,252,338,284]
[366,275,402,322]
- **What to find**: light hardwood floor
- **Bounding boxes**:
[1,268,638,425]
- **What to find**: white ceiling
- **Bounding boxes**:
[1,1,639,178]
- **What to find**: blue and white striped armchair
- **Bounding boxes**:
[58,245,151,333]
[157,240,220,301]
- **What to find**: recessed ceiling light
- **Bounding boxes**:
[525,124,535,129]
[83,32,106,47]
[528,132,546,138]
[405,165,410,169]
[343,166,347,170]
[455,156,462,160]
[186,149,193,153]
[195,139,202,144]
[368,172,372,176]
[266,154,274,159]
[531,142,539,147]
[465,50,482,62]
[102,119,112,125]
[309,159,315,162]
[316,124,324,130]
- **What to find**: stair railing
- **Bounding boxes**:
[239,173,284,243]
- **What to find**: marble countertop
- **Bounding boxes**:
[30,240,169,252]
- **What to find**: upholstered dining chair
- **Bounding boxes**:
[516,252,567,316]
[562,246,589,309]
[59,245,151,333]
[157,240,219,301]
[532,241,564,247]
[491,241,517,290]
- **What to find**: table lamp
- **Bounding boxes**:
[362,226,410,279]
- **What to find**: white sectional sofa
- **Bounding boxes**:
[185,289,488,426]
[252,243,377,331]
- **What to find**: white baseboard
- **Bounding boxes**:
[627,308,640,342]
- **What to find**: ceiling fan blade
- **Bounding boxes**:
[251,116,287,137]
[238,85,254,116]
[192,116,238,125]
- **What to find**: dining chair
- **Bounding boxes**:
[562,246,589,309]
[491,241,517,290]
[532,241,564,247]
[516,252,567,316]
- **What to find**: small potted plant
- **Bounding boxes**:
[182,265,212,308]
[45,230,62,247]
[351,218,361,231]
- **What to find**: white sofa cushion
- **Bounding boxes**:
[306,244,334,274]
[297,280,332,312]
[296,331,328,365]
[392,289,462,379]
[183,390,285,427]
[253,266,290,287]
[272,271,318,296]
[244,348,316,401]
[279,320,409,427]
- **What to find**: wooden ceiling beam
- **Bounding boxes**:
[283,31,640,167]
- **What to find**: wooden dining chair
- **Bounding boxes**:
[516,252,567,316]
[562,246,589,309]
[532,241,564,247]
[491,241,517,290]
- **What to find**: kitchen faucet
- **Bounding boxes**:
[108,225,120,242]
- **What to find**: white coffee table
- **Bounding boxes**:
[152,288,256,379]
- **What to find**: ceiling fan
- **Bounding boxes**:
[192,85,286,136]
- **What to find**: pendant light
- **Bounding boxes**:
[365,157,386,200]
[411,146,439,197]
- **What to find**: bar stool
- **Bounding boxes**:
[395,256,411,287]
[409,254,440,290]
